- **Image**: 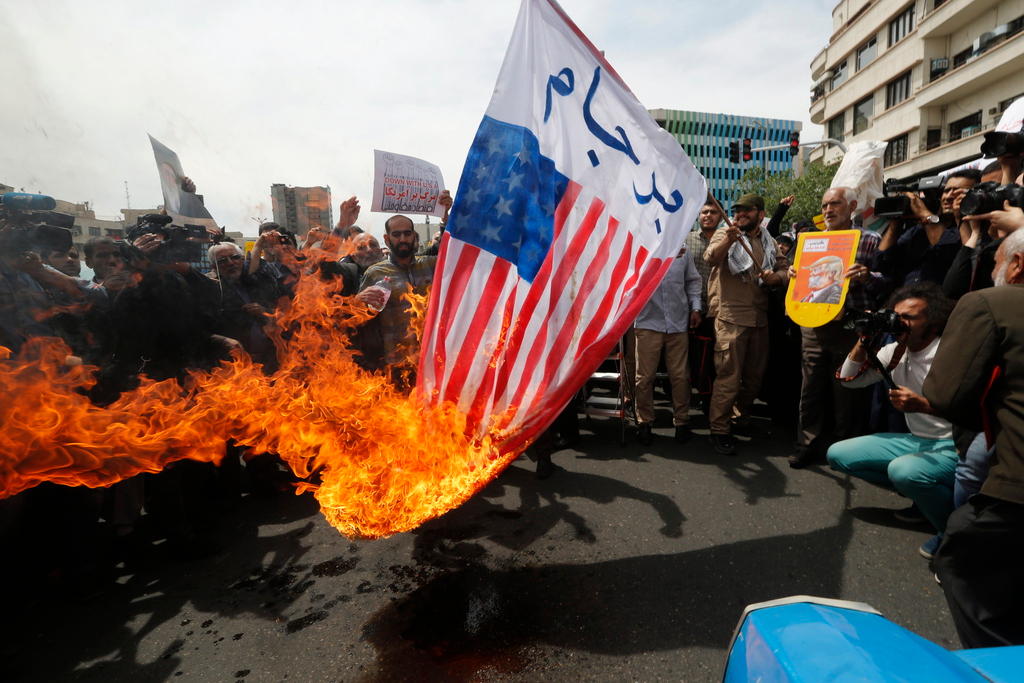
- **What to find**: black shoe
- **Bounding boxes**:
[894,504,926,524]
[710,433,736,455]
[787,450,816,469]
[637,423,653,446]
[674,426,694,443]
[731,418,753,438]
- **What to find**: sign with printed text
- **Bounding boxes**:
[370,150,445,217]
[786,229,861,327]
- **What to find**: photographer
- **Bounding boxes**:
[826,282,956,559]
[875,180,964,288]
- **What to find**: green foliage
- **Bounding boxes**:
[731,162,839,228]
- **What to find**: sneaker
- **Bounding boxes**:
[787,450,816,469]
[637,423,653,446]
[918,533,942,560]
[710,433,737,456]
[894,504,926,524]
[674,425,694,443]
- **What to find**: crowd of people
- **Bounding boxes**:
[0,184,451,591]
[2,134,1023,649]
[626,144,1024,649]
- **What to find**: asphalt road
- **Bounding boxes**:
[3,405,958,682]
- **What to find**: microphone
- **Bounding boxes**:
[0,193,58,211]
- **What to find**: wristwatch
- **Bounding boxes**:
[923,214,940,224]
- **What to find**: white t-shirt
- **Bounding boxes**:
[839,337,953,440]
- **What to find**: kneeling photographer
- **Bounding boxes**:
[826,282,956,560]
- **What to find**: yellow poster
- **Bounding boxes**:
[785,229,861,328]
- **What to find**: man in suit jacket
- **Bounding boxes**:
[923,228,1024,648]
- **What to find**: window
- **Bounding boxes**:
[856,36,877,71]
[884,134,908,167]
[853,96,874,135]
[830,60,848,89]
[1000,94,1024,113]
[888,6,915,46]
[828,113,845,142]
[88,226,100,236]
[926,128,942,150]
[886,71,912,108]
[952,47,972,69]
[949,111,982,140]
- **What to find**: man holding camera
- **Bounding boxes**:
[703,193,788,455]
[924,229,1024,648]
[826,283,956,557]
[876,174,978,289]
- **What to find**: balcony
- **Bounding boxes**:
[916,33,1024,107]
[920,0,1002,38]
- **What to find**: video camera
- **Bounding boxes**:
[980,128,1024,158]
[125,213,216,264]
[959,182,1024,216]
[873,176,943,219]
[0,192,75,259]
[845,309,908,390]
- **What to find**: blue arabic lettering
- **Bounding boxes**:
[633,171,683,213]
[543,68,574,123]
[583,66,639,166]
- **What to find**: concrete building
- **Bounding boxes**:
[649,109,802,209]
[809,0,1024,177]
[270,184,332,238]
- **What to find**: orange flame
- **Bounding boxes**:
[0,255,519,538]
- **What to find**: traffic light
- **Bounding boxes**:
[742,138,753,162]
[789,131,801,157]
[728,140,740,164]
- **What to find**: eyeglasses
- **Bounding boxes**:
[216,254,243,265]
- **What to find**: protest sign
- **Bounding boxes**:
[786,229,861,327]
[148,135,218,230]
[370,150,445,217]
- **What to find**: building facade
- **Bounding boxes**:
[809,0,1024,177]
[270,184,332,238]
[649,109,802,209]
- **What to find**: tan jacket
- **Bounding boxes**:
[703,228,788,327]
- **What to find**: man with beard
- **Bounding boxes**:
[703,194,788,455]
[358,215,437,379]
[925,229,1024,647]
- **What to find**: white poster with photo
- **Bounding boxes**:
[148,134,218,229]
[370,149,445,217]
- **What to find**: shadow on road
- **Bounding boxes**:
[2,491,324,682]
[363,466,855,681]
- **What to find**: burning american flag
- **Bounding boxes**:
[419,0,707,454]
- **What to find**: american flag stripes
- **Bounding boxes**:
[418,0,707,453]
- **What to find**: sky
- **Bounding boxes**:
[1,0,835,238]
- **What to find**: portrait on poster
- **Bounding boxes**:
[785,230,861,328]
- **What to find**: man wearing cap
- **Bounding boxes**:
[703,193,789,455]
[789,186,883,469]
[801,255,845,304]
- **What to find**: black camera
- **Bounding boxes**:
[980,129,1024,158]
[125,213,214,263]
[873,176,943,219]
[959,182,1024,216]
[848,309,908,338]
[0,192,76,259]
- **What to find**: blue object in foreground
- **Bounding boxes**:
[723,596,1024,682]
